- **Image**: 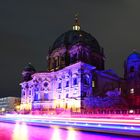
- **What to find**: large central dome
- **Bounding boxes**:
[48,16,105,71]
[51,30,101,54]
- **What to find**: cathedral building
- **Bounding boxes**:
[20,17,140,114]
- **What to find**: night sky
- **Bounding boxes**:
[0,0,140,98]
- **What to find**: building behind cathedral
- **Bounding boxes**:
[20,17,140,114]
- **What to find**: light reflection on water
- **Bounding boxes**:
[51,126,62,140]
[50,126,77,140]
[67,127,77,140]
[0,122,139,140]
[12,122,28,140]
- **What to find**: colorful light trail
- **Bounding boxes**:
[0,114,140,136]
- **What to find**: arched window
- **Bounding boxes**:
[82,92,86,98]
[29,90,31,95]
[34,93,39,101]
[52,58,56,68]
[58,82,62,89]
[22,90,25,96]
[59,95,61,99]
[66,81,69,87]
[34,86,39,101]
[130,66,134,72]
[66,94,68,98]
[73,78,78,85]
[44,93,49,100]
[25,84,29,89]
[55,56,59,67]
[83,74,90,85]
[92,81,95,87]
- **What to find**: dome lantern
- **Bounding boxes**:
[72,14,80,31]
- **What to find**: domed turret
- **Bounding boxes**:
[22,63,36,82]
[127,51,140,62]
[124,51,140,79]
[124,51,140,105]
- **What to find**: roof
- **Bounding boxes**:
[50,30,102,54]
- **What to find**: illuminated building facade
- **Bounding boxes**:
[20,17,140,113]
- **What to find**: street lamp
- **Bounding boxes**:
[1,108,5,114]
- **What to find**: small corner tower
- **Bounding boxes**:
[124,50,140,108]
[22,63,36,82]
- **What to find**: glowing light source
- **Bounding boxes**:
[73,25,80,31]
[129,110,134,114]
[73,14,80,31]
[16,105,20,111]
[130,88,134,94]
[92,81,95,87]
[1,108,5,112]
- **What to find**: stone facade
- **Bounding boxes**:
[20,62,95,112]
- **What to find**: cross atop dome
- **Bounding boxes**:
[72,14,81,31]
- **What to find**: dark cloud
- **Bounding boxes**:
[0,0,140,97]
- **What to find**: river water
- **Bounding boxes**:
[0,122,139,140]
